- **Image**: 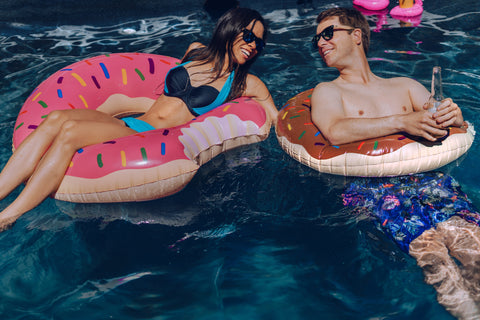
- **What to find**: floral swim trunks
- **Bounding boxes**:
[342,171,480,253]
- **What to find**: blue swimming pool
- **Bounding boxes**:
[1,0,479,319]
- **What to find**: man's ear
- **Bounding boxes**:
[352,29,362,46]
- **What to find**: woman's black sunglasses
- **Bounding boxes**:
[243,29,265,52]
[311,25,355,49]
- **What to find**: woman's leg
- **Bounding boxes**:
[0,118,136,230]
[0,109,126,200]
[409,228,480,320]
[437,216,480,301]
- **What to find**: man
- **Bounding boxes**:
[310,7,464,146]
[312,7,480,320]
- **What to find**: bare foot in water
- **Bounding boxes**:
[0,214,19,232]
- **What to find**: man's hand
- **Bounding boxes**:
[430,98,464,128]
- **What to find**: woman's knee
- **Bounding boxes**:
[41,110,70,129]
[55,120,82,148]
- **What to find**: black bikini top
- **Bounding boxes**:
[163,62,235,116]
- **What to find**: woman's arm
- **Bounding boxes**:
[244,74,278,124]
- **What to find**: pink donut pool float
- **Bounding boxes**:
[390,0,423,17]
[352,0,389,11]
[13,53,270,203]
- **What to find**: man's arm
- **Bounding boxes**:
[311,82,447,145]
[408,76,464,128]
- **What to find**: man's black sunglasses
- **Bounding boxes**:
[311,25,356,49]
[243,29,265,52]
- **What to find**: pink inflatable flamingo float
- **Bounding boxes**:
[352,0,389,11]
[390,0,424,17]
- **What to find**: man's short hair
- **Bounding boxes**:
[316,7,370,54]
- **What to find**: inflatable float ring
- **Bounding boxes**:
[13,53,270,202]
[390,0,423,17]
[352,0,389,11]
[276,89,475,177]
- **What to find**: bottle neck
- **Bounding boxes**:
[431,66,443,101]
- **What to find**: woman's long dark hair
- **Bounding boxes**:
[182,7,267,101]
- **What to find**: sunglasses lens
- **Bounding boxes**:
[256,39,265,51]
[243,30,254,43]
[243,30,264,51]
[322,26,334,41]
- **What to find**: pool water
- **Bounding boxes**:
[1,0,480,319]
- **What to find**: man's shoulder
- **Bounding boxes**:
[313,81,340,93]
[384,76,419,86]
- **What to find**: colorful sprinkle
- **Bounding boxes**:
[100,62,110,79]
[77,148,84,154]
[122,68,127,85]
[223,104,231,112]
[79,95,88,108]
[32,92,42,101]
[282,112,288,120]
[38,101,48,108]
[15,122,24,130]
[57,89,63,98]
[314,131,321,137]
[298,131,306,140]
[84,60,92,66]
[141,147,148,161]
[358,141,365,150]
[161,143,166,155]
[91,76,101,89]
[373,141,379,150]
[120,55,134,60]
[134,68,145,81]
[160,59,171,65]
[97,154,103,168]
[57,77,64,84]
[121,150,127,167]
[28,125,38,129]
[289,115,300,119]
[287,124,292,131]
[68,103,76,109]
[314,142,325,146]
[163,129,169,136]
[148,58,155,74]
[69,161,74,168]
[398,136,406,140]
[71,73,87,86]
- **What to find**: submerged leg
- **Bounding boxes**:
[437,216,480,302]
[0,118,136,231]
[409,228,480,320]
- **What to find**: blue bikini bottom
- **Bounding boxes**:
[122,117,156,133]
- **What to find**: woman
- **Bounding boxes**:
[0,8,278,231]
